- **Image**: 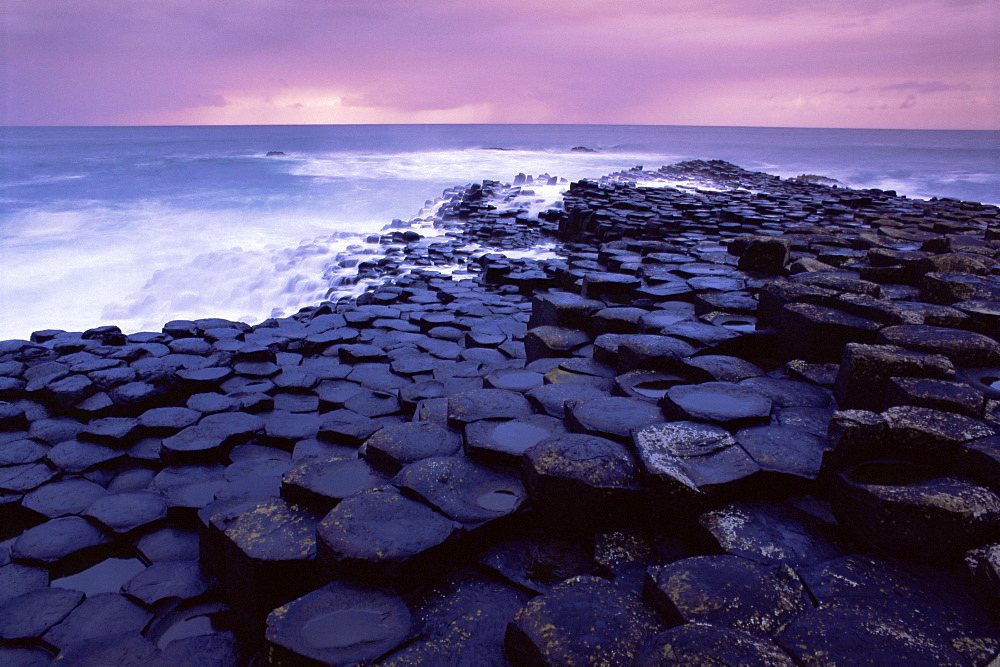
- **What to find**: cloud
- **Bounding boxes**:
[880,81,973,94]
[2,0,997,128]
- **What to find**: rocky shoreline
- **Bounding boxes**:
[1,160,999,665]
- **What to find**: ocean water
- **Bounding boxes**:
[2,124,998,341]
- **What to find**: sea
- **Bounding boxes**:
[2,124,998,342]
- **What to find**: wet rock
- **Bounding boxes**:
[699,501,844,567]
[136,527,202,563]
[877,323,1000,366]
[54,632,161,664]
[265,581,413,666]
[123,560,212,605]
[780,303,881,362]
[734,424,828,484]
[884,376,985,416]
[447,388,534,428]
[395,456,526,526]
[318,409,385,446]
[0,462,58,492]
[22,477,108,518]
[645,554,810,636]
[523,325,590,362]
[281,457,387,513]
[564,396,664,443]
[683,354,765,383]
[484,368,545,392]
[833,460,1000,562]
[737,236,791,275]
[632,422,760,507]
[833,342,955,410]
[634,624,796,667]
[43,592,153,652]
[11,516,111,565]
[316,486,461,581]
[0,563,49,603]
[361,421,462,474]
[380,569,529,666]
[464,414,567,466]
[84,491,168,534]
[0,587,83,640]
[522,433,640,524]
[661,382,772,429]
[776,604,965,666]
[881,404,994,465]
[616,334,696,373]
[162,411,265,464]
[506,575,665,666]
[581,272,642,302]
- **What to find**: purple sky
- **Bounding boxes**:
[4,0,998,128]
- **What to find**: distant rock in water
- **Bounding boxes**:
[570,146,597,153]
[265,151,286,156]
[790,173,840,185]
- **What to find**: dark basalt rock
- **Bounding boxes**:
[661,382,772,429]
[522,433,640,523]
[316,486,461,581]
[699,501,844,567]
[645,554,810,637]
[281,457,388,513]
[505,575,665,666]
[0,587,84,640]
[361,420,462,474]
[394,456,526,526]
[265,581,413,666]
[43,592,153,652]
[464,414,567,466]
[776,604,965,666]
[565,396,665,442]
[833,461,1000,562]
[634,624,796,667]
[2,161,1000,663]
[632,421,759,507]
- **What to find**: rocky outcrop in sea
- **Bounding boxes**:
[1,160,999,665]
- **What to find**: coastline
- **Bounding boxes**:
[1,160,999,663]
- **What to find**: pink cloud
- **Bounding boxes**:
[2,0,997,128]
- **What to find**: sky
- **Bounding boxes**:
[2,0,998,129]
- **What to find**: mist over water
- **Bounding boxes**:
[2,125,997,341]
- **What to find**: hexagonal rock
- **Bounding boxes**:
[42,592,153,652]
[776,605,965,666]
[281,457,388,513]
[635,624,796,667]
[0,587,83,640]
[84,491,168,534]
[779,303,881,362]
[316,487,461,581]
[738,377,832,409]
[138,406,201,436]
[122,560,212,606]
[318,409,384,446]
[161,411,265,464]
[959,435,1000,493]
[0,563,49,603]
[505,575,665,666]
[682,354,765,383]
[699,501,844,567]
[523,326,590,362]
[0,462,57,492]
[22,478,108,518]
[521,433,640,523]
[528,291,604,330]
[734,424,828,484]
[565,396,665,443]
[361,421,462,474]
[11,516,111,565]
[615,334,696,373]
[395,456,526,527]
[660,382,772,429]
[832,461,1000,562]
[0,646,55,666]
[833,343,956,411]
[966,543,1000,616]
[877,324,1000,366]
[885,376,985,416]
[645,555,810,637]
[737,236,791,275]
[464,414,568,466]
[881,405,995,466]
[380,569,530,665]
[220,499,324,638]
[265,581,413,666]
[152,632,242,667]
[631,422,759,506]
[447,389,534,429]
[54,632,161,665]
[0,438,49,466]
[46,438,124,474]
